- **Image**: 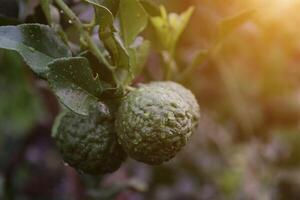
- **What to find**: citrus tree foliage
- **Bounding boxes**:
[0,0,151,116]
[0,0,276,199]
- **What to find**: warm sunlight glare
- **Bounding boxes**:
[248,0,300,13]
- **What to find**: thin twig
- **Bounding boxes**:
[54,0,112,69]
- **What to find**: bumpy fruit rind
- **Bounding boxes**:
[115,81,200,165]
[52,103,126,175]
[148,81,200,129]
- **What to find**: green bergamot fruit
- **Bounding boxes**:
[115,81,200,165]
[148,81,200,129]
[52,103,126,175]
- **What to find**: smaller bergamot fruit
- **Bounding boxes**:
[115,81,200,165]
[52,103,126,175]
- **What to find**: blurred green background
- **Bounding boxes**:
[1,0,300,199]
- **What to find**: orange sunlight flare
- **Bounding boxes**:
[247,0,300,14]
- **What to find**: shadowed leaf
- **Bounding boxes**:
[0,24,72,77]
[47,57,102,115]
[119,0,148,47]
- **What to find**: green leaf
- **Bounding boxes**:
[128,37,150,78]
[140,0,160,16]
[119,0,148,46]
[86,0,115,29]
[90,0,131,85]
[88,0,149,86]
[0,24,72,77]
[218,9,256,41]
[88,0,129,69]
[47,57,102,116]
[85,0,120,16]
[109,33,129,66]
[80,51,115,86]
[150,6,194,54]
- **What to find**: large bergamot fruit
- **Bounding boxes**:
[52,103,126,175]
[115,81,200,165]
